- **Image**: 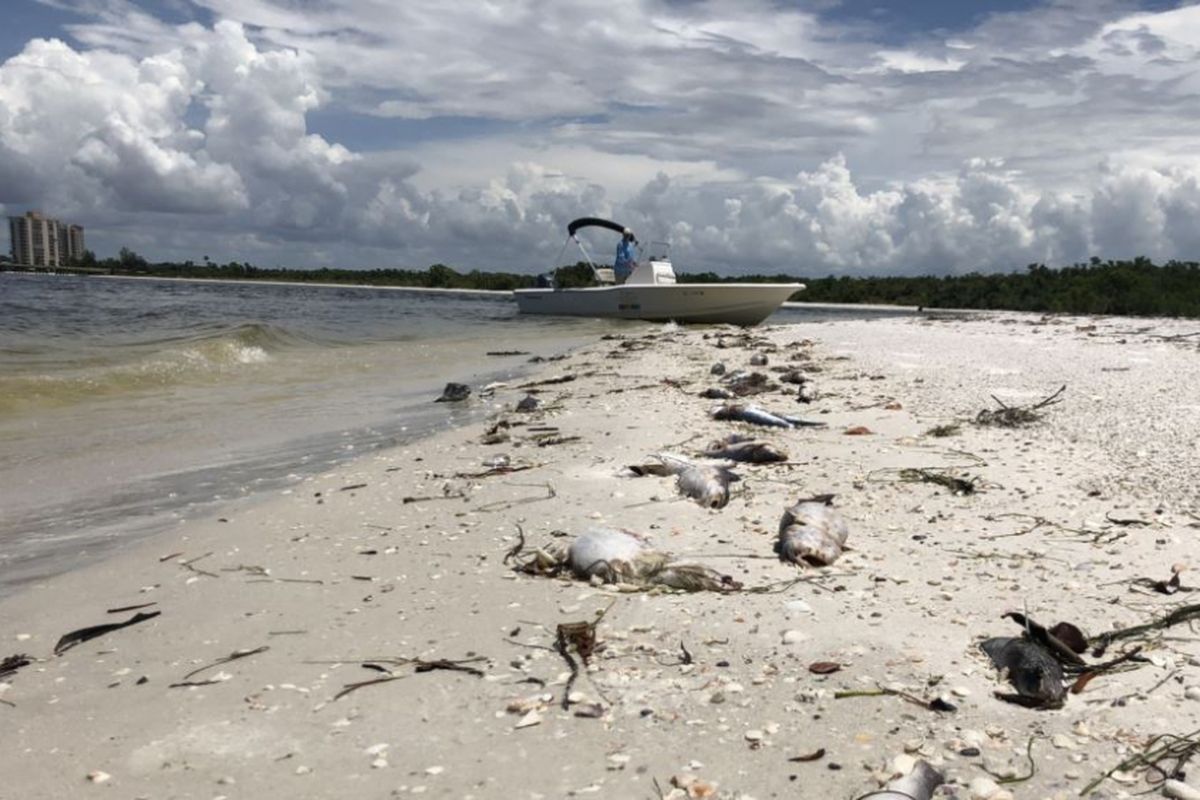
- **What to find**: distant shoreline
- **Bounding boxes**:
[91,272,515,296]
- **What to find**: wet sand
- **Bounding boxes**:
[3,312,1200,800]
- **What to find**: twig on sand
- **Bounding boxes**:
[518,374,578,389]
[178,552,219,578]
[867,466,982,495]
[455,465,538,479]
[555,602,615,710]
[475,482,557,513]
[986,736,1039,785]
[503,522,528,564]
[746,573,851,595]
[1081,727,1200,795]
[178,645,269,682]
[1092,603,1200,655]
[833,686,956,713]
[980,512,1124,545]
[329,656,488,700]
[975,384,1066,427]
[1105,510,1153,527]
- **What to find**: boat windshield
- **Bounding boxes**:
[645,240,671,261]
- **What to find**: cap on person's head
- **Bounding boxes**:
[623,228,633,237]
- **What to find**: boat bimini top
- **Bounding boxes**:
[563,216,673,286]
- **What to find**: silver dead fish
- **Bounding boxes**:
[566,528,740,592]
[676,463,738,508]
[626,454,739,509]
[711,403,826,429]
[778,496,848,566]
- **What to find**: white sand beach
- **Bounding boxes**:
[3,313,1200,800]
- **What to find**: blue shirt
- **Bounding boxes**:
[615,239,637,270]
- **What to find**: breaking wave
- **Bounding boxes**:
[0,322,327,413]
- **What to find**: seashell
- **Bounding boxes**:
[778,499,848,566]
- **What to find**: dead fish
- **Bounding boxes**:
[980,637,1066,708]
[566,528,736,591]
[873,761,945,800]
[676,464,738,509]
[710,362,727,375]
[624,452,694,478]
[515,394,539,412]
[655,564,742,592]
[699,387,736,400]
[702,439,787,463]
[721,371,777,397]
[568,528,662,581]
[638,453,738,507]
[434,382,470,402]
[711,403,826,429]
[778,498,848,566]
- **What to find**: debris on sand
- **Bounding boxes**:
[515,394,539,412]
[54,611,162,656]
[0,654,32,680]
[434,382,471,402]
[975,385,1065,427]
[777,496,848,567]
[856,759,945,800]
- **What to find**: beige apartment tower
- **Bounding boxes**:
[8,211,85,267]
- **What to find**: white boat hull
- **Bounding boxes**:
[513,283,802,326]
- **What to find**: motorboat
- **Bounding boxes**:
[513,217,803,326]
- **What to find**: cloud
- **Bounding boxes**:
[2,1,1200,274]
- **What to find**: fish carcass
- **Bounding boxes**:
[629,453,739,509]
[777,497,849,566]
[703,434,788,463]
[567,528,739,592]
[980,637,1067,709]
[711,403,825,429]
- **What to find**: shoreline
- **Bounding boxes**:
[4,312,1200,798]
[90,272,516,296]
[33,272,942,317]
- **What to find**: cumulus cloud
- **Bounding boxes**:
[2,0,1200,274]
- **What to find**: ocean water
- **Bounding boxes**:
[0,274,632,593]
[0,273,911,594]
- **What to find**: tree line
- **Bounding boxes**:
[39,249,1200,317]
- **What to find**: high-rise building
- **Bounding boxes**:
[8,211,84,266]
[61,224,86,262]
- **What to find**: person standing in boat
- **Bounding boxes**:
[614,228,638,283]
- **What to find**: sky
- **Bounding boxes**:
[2,0,1200,275]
